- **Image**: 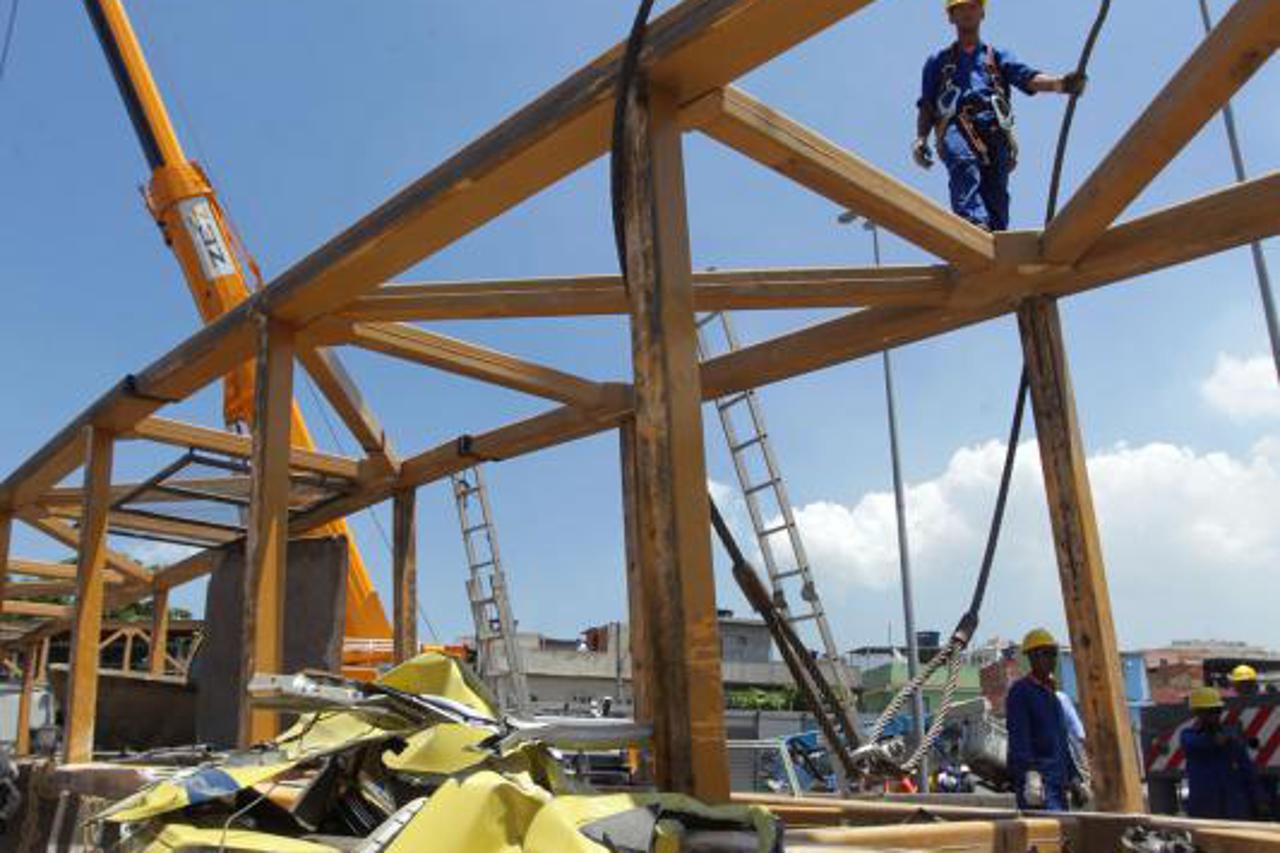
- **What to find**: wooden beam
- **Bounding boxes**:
[298,346,398,470]
[4,581,77,598]
[39,503,238,548]
[8,559,122,584]
[621,85,727,800]
[346,322,610,408]
[2,601,72,618]
[240,315,296,746]
[64,426,114,764]
[149,588,169,677]
[14,644,34,756]
[127,417,361,481]
[787,819,1073,853]
[391,489,417,664]
[1017,297,1142,812]
[343,266,952,322]
[1042,0,1280,263]
[20,515,152,585]
[685,86,995,270]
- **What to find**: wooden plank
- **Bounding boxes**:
[391,489,417,664]
[787,818,1072,853]
[241,316,296,746]
[20,515,152,585]
[346,322,609,408]
[1017,297,1142,812]
[685,87,995,270]
[298,346,398,470]
[64,427,114,764]
[343,266,952,321]
[621,86,727,800]
[149,588,169,677]
[127,416,361,481]
[1042,0,1280,263]
[15,644,34,756]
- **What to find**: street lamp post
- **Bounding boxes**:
[839,212,929,791]
[1196,0,1280,383]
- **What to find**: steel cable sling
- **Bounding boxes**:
[864,0,1113,777]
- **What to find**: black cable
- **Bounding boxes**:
[952,0,1112,646]
[0,0,20,87]
[610,0,657,288]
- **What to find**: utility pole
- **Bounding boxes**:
[1197,0,1280,384]
[839,212,928,790]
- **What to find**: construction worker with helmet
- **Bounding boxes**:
[914,0,1087,231]
[1181,686,1265,819]
[1005,628,1081,811]
[1230,663,1260,697]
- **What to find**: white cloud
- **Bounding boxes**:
[739,436,1280,650]
[1200,353,1280,420]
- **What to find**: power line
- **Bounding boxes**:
[0,0,21,87]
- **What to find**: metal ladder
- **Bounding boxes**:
[450,465,530,713]
[696,311,856,704]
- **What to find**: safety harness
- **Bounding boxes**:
[934,42,1018,170]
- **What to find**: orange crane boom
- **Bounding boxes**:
[82,0,393,672]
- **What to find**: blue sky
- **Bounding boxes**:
[1,1,1277,653]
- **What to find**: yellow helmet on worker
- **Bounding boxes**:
[945,0,985,11]
[1230,664,1258,683]
[1022,628,1058,655]
[1189,686,1224,711]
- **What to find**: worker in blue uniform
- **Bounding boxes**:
[1181,687,1264,820]
[1006,628,1080,811]
[913,0,1087,231]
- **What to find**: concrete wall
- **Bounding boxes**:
[192,537,349,747]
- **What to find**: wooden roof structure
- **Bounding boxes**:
[0,0,1277,813]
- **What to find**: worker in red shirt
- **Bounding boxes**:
[1005,628,1080,810]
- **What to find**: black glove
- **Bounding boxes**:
[1061,71,1088,96]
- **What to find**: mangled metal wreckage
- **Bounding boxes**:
[86,654,779,853]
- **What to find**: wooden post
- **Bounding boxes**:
[15,644,35,756]
[63,426,114,764]
[620,83,729,801]
[392,488,418,663]
[1017,297,1143,812]
[0,512,10,609]
[240,314,295,746]
[619,419,650,725]
[149,588,170,677]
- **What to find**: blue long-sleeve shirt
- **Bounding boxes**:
[1006,676,1077,789]
[1181,724,1260,820]
[919,42,1041,121]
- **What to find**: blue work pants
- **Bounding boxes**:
[939,119,1011,232]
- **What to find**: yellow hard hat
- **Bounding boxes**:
[1189,686,1224,711]
[1230,664,1258,683]
[1022,628,1058,655]
[945,0,985,11]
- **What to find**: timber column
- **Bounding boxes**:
[392,488,418,663]
[240,312,296,745]
[620,82,729,801]
[1018,297,1142,812]
[64,426,114,763]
